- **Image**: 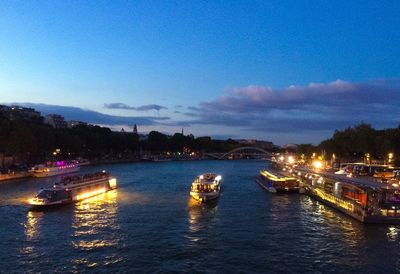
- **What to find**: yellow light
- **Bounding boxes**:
[313,160,323,169]
[76,187,107,201]
[109,178,117,189]
[287,156,295,164]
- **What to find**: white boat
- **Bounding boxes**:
[29,161,80,177]
[190,173,222,203]
[73,159,91,166]
[256,170,300,193]
[28,171,117,209]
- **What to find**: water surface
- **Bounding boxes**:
[0,160,399,273]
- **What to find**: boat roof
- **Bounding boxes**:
[295,167,399,191]
[55,171,110,187]
[194,173,221,184]
[260,170,297,181]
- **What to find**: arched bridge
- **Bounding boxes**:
[204,146,273,160]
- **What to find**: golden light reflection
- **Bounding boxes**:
[299,196,365,248]
[20,211,44,256]
[24,211,44,241]
[75,188,107,201]
[72,190,120,251]
[187,198,218,236]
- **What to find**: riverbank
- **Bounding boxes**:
[0,171,31,183]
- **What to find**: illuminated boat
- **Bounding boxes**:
[28,171,117,209]
[256,169,300,193]
[287,167,400,224]
[29,161,80,178]
[190,173,222,203]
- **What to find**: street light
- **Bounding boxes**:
[388,153,394,165]
[313,160,323,169]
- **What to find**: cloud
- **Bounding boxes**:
[187,106,201,111]
[177,79,400,137]
[182,112,199,117]
[201,79,400,112]
[13,103,169,126]
[104,103,168,111]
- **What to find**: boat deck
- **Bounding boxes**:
[294,167,397,190]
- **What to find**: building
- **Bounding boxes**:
[133,124,138,135]
[0,105,11,113]
[237,139,277,150]
[67,120,87,128]
[0,105,41,121]
[44,114,67,128]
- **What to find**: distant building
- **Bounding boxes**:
[44,114,67,128]
[237,139,276,150]
[67,120,87,128]
[283,144,298,150]
[0,105,11,113]
[11,106,41,119]
[0,105,41,120]
[133,124,138,134]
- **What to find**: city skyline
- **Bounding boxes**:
[1,1,399,145]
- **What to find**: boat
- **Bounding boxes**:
[256,169,300,193]
[285,166,400,224]
[190,173,222,203]
[29,161,80,177]
[73,158,91,167]
[28,170,117,209]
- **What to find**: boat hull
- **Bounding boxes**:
[29,199,73,211]
[256,176,300,194]
[29,175,117,211]
[190,191,220,203]
[31,166,80,178]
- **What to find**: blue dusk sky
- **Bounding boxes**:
[0,1,399,145]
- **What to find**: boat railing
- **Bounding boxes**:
[57,172,110,186]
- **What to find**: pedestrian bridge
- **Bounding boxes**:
[204,146,273,160]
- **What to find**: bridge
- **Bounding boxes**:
[204,146,273,160]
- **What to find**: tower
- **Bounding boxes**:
[133,124,138,135]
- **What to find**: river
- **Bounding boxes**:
[0,160,399,273]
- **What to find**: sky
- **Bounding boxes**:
[0,1,399,145]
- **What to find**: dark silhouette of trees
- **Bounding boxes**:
[0,112,245,168]
[318,123,400,165]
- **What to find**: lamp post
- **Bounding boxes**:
[388,153,394,166]
[365,153,370,164]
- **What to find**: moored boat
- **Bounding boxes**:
[190,173,222,203]
[256,169,300,193]
[29,161,80,178]
[287,166,400,224]
[28,171,117,210]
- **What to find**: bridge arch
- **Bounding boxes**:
[218,146,273,160]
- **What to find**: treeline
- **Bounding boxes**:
[0,112,241,167]
[296,124,400,165]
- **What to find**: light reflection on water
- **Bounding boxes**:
[1,161,400,273]
[71,190,125,270]
[187,198,218,238]
[24,211,43,241]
